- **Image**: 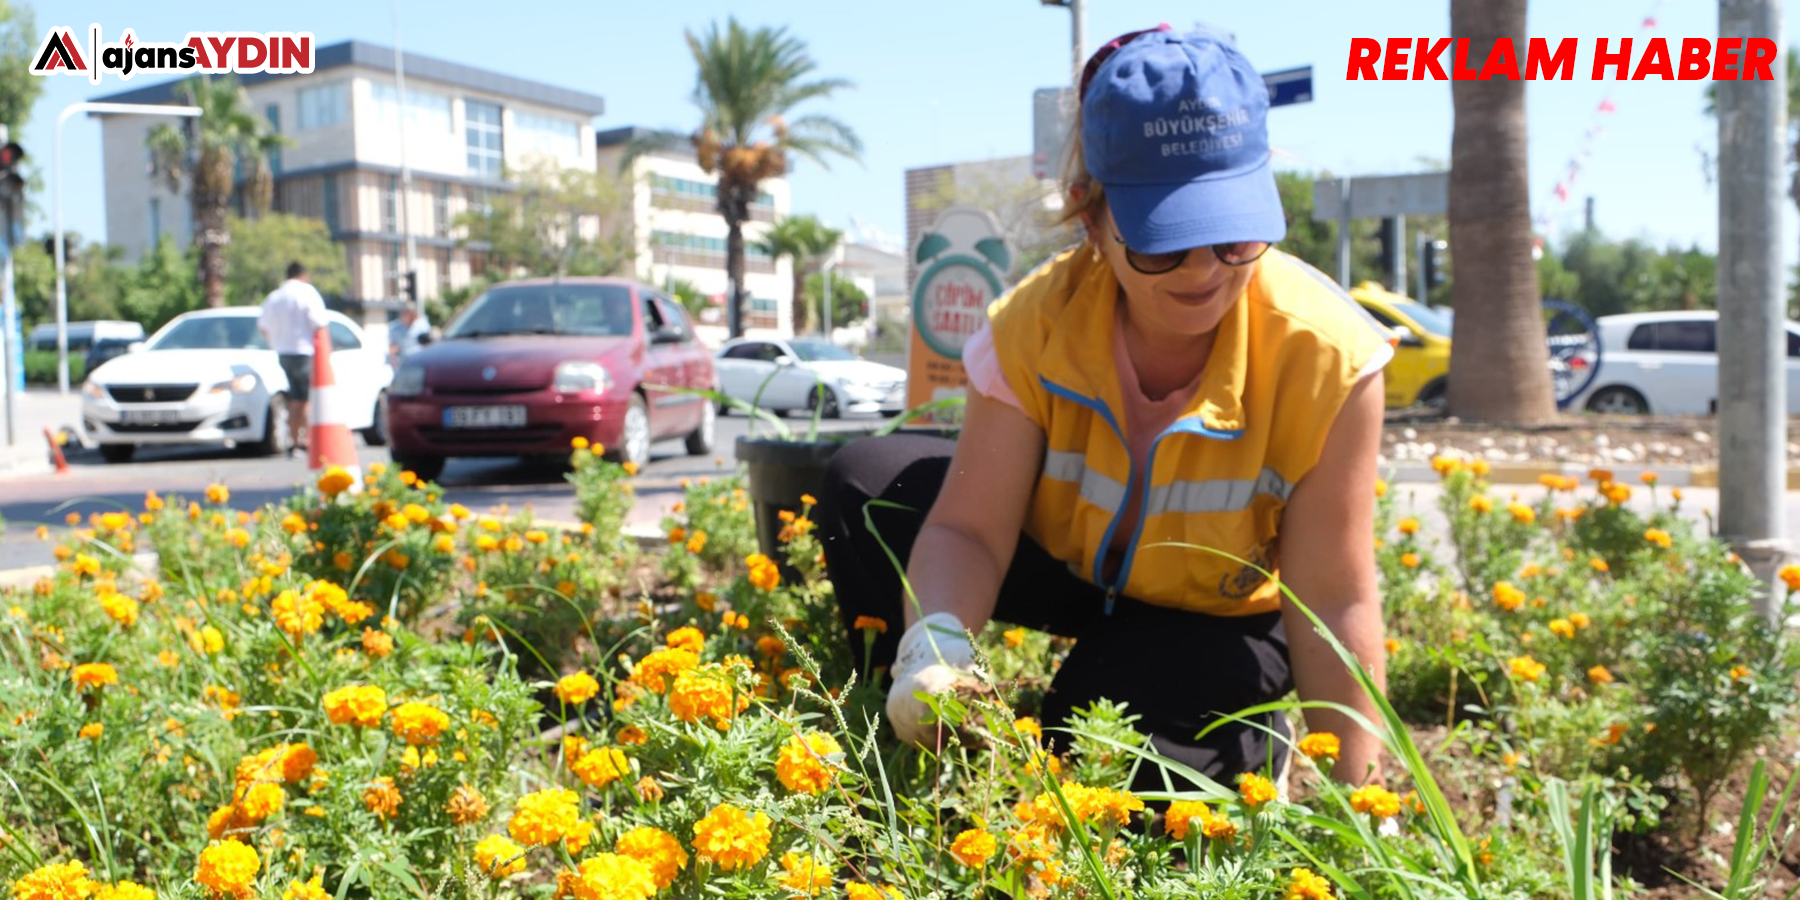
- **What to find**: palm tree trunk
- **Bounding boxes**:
[1446,0,1557,424]
[791,260,809,334]
[719,181,751,338]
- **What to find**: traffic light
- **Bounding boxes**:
[1422,239,1447,288]
[0,142,24,242]
[1374,217,1396,277]
[401,271,417,304]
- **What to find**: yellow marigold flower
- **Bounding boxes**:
[98,591,138,628]
[1238,773,1277,808]
[1014,717,1043,742]
[665,626,706,654]
[96,881,157,900]
[846,884,901,900]
[1604,483,1632,505]
[78,722,103,740]
[1285,867,1335,900]
[1297,732,1340,760]
[615,825,688,889]
[70,662,118,691]
[555,671,601,705]
[778,852,834,895]
[852,615,888,634]
[361,776,401,820]
[572,746,632,789]
[158,649,180,668]
[1492,581,1525,611]
[686,530,708,554]
[14,861,99,900]
[1569,612,1591,629]
[565,853,656,900]
[1470,495,1493,513]
[509,788,582,847]
[617,725,648,746]
[571,436,589,449]
[1779,564,1800,592]
[317,467,356,496]
[1349,784,1402,818]
[630,647,699,693]
[321,685,387,727]
[280,874,327,900]
[1400,552,1420,568]
[1374,477,1388,497]
[1162,800,1210,840]
[271,589,324,638]
[747,553,781,591]
[690,803,772,871]
[233,782,285,822]
[948,829,997,867]
[1731,664,1752,682]
[695,591,718,611]
[775,731,843,794]
[1202,811,1239,840]
[634,774,663,803]
[195,839,258,897]
[473,834,527,879]
[755,635,787,659]
[1587,664,1614,685]
[1548,618,1575,639]
[1589,468,1614,483]
[1595,723,1629,746]
[1643,528,1672,549]
[1590,556,1610,573]
[205,483,230,505]
[389,702,449,745]
[446,784,490,825]
[669,665,750,730]
[1507,502,1535,525]
[1508,655,1547,682]
[1396,516,1420,535]
[360,628,394,658]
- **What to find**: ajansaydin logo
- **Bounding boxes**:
[31,25,314,84]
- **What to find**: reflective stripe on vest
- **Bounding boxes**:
[1043,449,1127,514]
[1145,467,1294,516]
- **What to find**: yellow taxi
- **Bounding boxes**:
[1350,281,1452,409]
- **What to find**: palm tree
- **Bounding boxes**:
[1445,0,1556,423]
[686,18,860,338]
[756,214,842,334]
[147,76,286,307]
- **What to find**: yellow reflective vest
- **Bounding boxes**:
[986,245,1392,616]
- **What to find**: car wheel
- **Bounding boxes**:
[685,397,716,456]
[805,384,841,419]
[606,394,651,468]
[1585,386,1649,415]
[99,444,135,464]
[1415,378,1448,411]
[252,393,293,456]
[392,453,445,483]
[360,391,389,447]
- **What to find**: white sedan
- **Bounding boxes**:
[81,307,392,462]
[1569,310,1800,415]
[715,337,907,418]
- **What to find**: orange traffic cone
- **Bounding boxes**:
[307,327,361,486]
[43,427,69,475]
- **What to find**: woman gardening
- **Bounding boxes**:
[817,26,1393,789]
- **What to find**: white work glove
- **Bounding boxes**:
[886,612,977,745]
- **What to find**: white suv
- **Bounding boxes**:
[1568,310,1800,415]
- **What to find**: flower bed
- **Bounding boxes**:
[2,446,1795,898]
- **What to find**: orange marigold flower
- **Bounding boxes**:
[195,839,258,897]
[617,725,648,745]
[1396,517,1420,535]
[317,467,356,497]
[205,483,230,505]
[1349,785,1402,818]
[668,665,750,730]
[446,784,490,825]
[554,671,601,705]
[1237,773,1277,807]
[79,722,103,739]
[634,775,664,803]
[361,628,394,658]
[775,731,843,794]
[665,626,706,654]
[473,834,526,879]
[508,788,582,847]
[1590,556,1610,573]
[777,852,834,896]
[1731,664,1752,682]
[852,615,888,634]
[1508,655,1547,682]
[1297,732,1339,760]
[1163,800,1210,840]
[949,829,996,867]
[565,853,656,900]
[690,803,772,871]
[1548,618,1575,639]
[322,684,387,727]
[571,746,631,789]
[1285,867,1335,900]
[362,776,402,820]
[1492,581,1526,611]
[1643,528,1672,549]
[630,647,699,693]
[70,662,118,691]
[389,702,449,745]
[746,554,781,591]
[271,589,324,638]
[614,825,688,889]
[1400,552,1420,569]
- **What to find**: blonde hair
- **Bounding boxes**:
[1058,103,1105,234]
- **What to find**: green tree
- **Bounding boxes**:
[225,213,349,305]
[147,76,285,308]
[756,214,840,333]
[803,269,866,330]
[915,164,1073,282]
[686,18,860,337]
[1446,0,1556,423]
[0,2,43,130]
[668,277,711,320]
[118,237,202,333]
[455,160,632,278]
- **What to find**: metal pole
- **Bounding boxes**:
[1391,213,1407,293]
[1415,230,1428,301]
[1,162,13,448]
[822,257,836,338]
[1335,178,1352,287]
[392,2,419,310]
[55,101,202,395]
[1718,0,1791,622]
[1069,0,1085,91]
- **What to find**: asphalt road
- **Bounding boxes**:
[0,409,877,573]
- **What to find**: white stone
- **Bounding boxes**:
[1611,447,1636,463]
[1694,431,1712,444]
[1402,428,1418,440]
[1479,437,1496,449]
[1669,446,1684,458]
[1420,442,1437,456]
[1594,434,1611,448]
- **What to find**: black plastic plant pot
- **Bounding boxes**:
[736,434,858,574]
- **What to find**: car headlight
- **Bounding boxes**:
[82,380,105,400]
[208,373,259,394]
[390,364,426,396]
[553,361,613,394]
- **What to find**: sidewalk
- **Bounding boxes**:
[0,387,84,479]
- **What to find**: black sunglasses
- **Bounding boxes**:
[1110,230,1271,275]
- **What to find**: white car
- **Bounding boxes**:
[715,337,907,418]
[82,307,392,462]
[1568,310,1800,415]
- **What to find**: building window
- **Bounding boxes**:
[434,183,451,238]
[149,198,161,244]
[651,230,772,259]
[649,173,774,206]
[264,104,281,175]
[368,81,453,133]
[513,110,579,160]
[465,99,503,179]
[322,174,339,235]
[297,82,348,129]
[384,175,399,233]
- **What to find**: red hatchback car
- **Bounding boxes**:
[385,278,716,480]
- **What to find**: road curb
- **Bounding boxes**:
[1378,460,1800,488]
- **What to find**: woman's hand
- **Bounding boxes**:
[886,613,977,744]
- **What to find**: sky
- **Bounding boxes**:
[17,0,1795,265]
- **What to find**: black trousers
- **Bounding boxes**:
[816,433,1293,791]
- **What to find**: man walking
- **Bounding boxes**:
[257,262,329,457]
[388,305,431,369]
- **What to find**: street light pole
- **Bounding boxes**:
[1040,0,1086,91]
[55,101,202,394]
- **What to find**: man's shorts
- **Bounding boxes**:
[277,354,313,402]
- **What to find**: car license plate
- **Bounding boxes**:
[120,409,182,425]
[444,405,527,429]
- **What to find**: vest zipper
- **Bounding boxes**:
[1038,377,1134,612]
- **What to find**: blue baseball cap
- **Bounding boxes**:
[1081,28,1286,256]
